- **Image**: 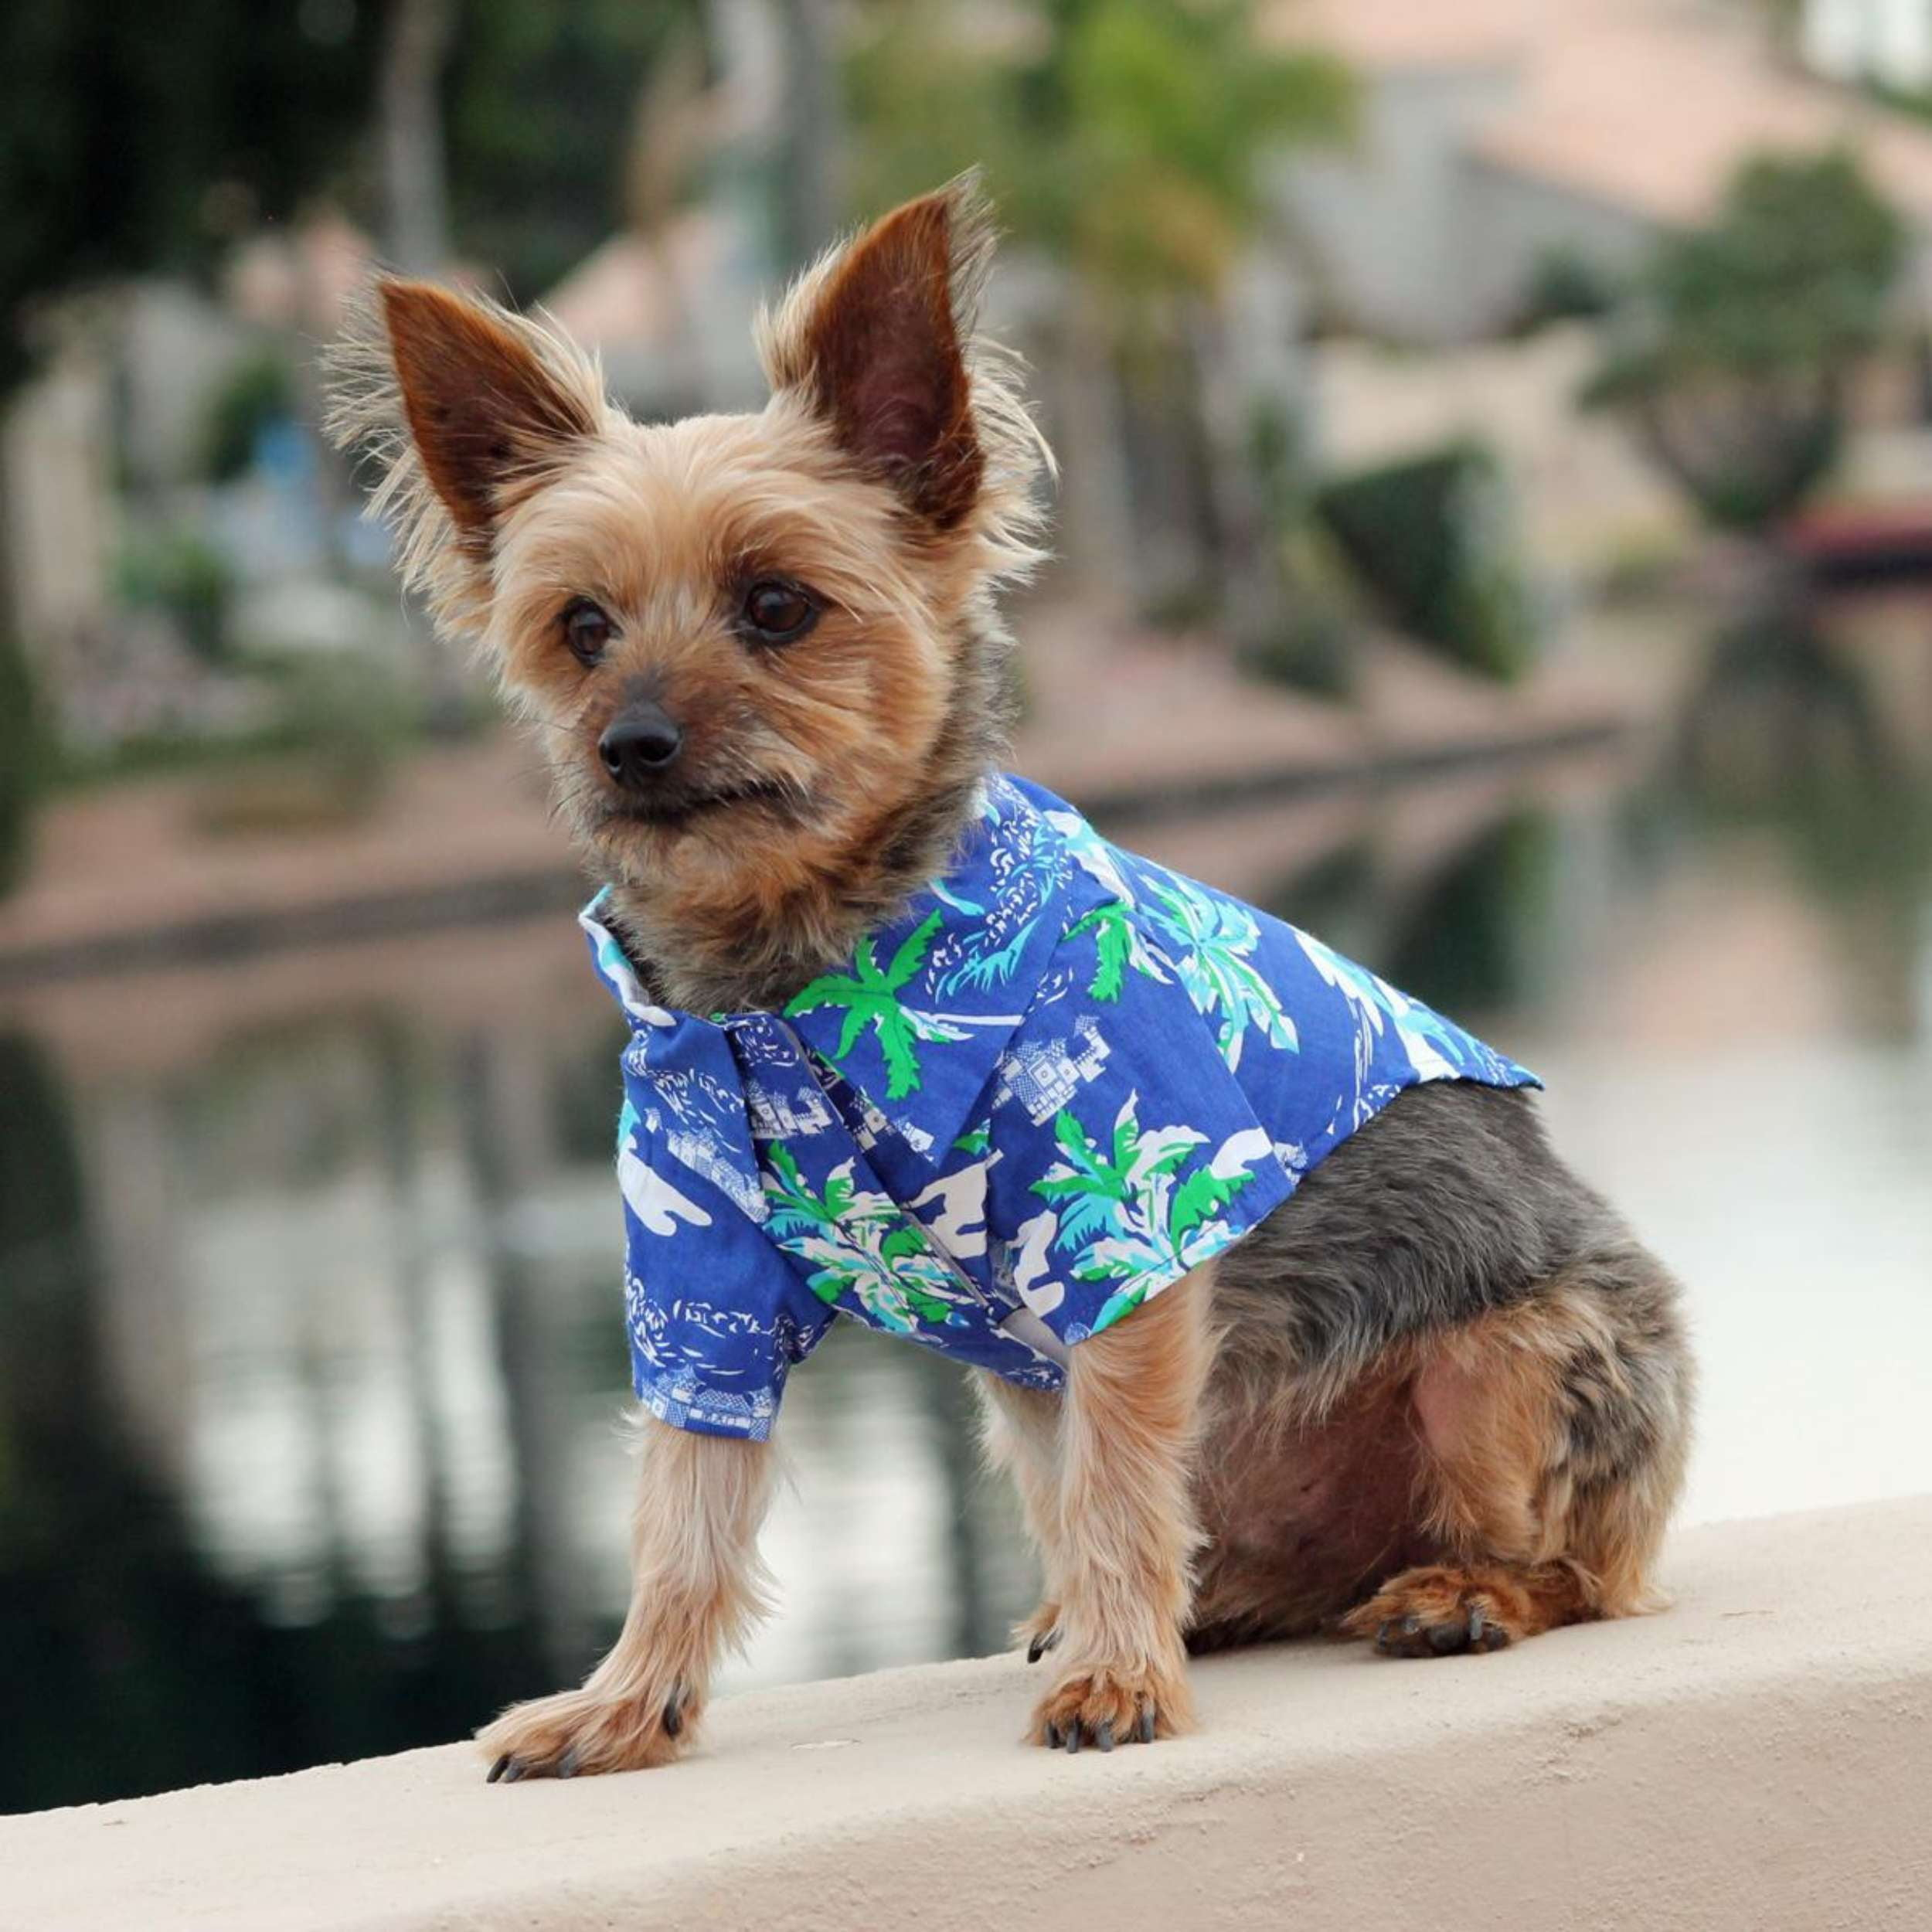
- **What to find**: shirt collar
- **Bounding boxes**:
[581,774,1077,1162]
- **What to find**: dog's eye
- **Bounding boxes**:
[740,578,818,646]
[562,598,614,665]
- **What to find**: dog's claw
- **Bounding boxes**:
[1137,1705,1155,1745]
[662,1693,683,1739]
[1027,1628,1060,1665]
[1045,1721,1061,1749]
[556,1749,579,1779]
[500,1758,527,1784]
[1096,1721,1114,1753]
[487,1754,510,1785]
[1064,1722,1081,1755]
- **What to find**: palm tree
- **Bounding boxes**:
[844,0,1354,595]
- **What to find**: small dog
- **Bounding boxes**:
[328,178,1693,1777]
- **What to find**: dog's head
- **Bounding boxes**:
[329,179,1046,913]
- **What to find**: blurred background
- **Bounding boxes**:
[2,0,1930,1816]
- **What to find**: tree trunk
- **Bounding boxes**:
[1050,277,1136,586]
[379,0,456,276]
[777,0,845,267]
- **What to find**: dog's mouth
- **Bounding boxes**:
[597,778,805,834]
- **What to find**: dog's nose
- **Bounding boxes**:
[599,703,684,787]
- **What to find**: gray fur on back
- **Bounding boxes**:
[1215,1082,1646,1409]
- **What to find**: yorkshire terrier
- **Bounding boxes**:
[328,177,1693,1777]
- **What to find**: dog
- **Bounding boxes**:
[328,177,1693,1777]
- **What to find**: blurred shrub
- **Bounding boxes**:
[200,352,296,484]
[0,618,41,895]
[1236,525,1357,697]
[192,654,413,833]
[846,0,1355,311]
[116,529,234,664]
[1515,246,1621,334]
[1583,148,1906,530]
[1314,441,1535,682]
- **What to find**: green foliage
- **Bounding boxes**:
[116,528,235,664]
[1236,522,1358,696]
[1583,149,1906,529]
[1516,245,1621,333]
[0,617,41,894]
[845,0,1355,306]
[446,0,708,301]
[187,653,415,834]
[200,351,296,485]
[1315,442,1536,682]
[0,4,382,389]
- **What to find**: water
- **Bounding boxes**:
[3,594,1929,1815]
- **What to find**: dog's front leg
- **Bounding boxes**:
[1032,1263,1213,1751]
[479,1417,774,1781]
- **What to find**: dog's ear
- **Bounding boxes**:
[326,279,607,632]
[760,177,992,529]
[374,281,600,548]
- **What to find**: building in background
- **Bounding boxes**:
[1803,0,1932,90]
[1272,0,1932,344]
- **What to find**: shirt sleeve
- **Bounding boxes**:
[983,910,1298,1348]
[614,1088,835,1443]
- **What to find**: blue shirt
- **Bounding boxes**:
[585,774,1538,1440]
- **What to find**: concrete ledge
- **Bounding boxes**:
[5,1498,1929,1932]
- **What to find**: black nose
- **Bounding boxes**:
[599,703,684,787]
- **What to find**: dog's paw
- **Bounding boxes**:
[478,1681,696,1782]
[1030,1656,1190,1753]
[1338,1565,1522,1658]
[1015,1600,1061,1665]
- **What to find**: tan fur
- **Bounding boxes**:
[974,1377,1066,1655]
[1029,1267,1216,1747]
[478,1418,775,1777]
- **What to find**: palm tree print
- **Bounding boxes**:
[763,1145,975,1333]
[1141,876,1298,1069]
[784,910,967,1098]
[1029,1094,1257,1334]
[1066,899,1169,1002]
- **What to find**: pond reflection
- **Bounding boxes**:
[3,592,1930,1813]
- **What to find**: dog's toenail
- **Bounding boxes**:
[501,1759,526,1784]
[1468,1607,1485,1645]
[1137,1706,1155,1744]
[1065,1723,1081,1755]
[487,1755,510,1784]
[557,1749,579,1778]
[1096,1721,1114,1753]
[1400,1614,1423,1634]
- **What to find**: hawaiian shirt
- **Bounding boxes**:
[584,774,1539,1440]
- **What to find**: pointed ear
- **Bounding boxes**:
[760,179,992,529]
[374,281,601,546]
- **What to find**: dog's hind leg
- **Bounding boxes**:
[478,1417,775,1779]
[1030,1264,1215,1749]
[1342,1245,1694,1657]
